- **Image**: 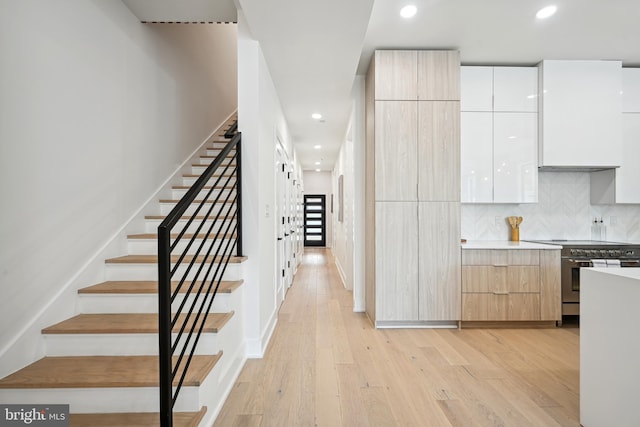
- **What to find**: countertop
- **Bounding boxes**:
[461,240,562,250]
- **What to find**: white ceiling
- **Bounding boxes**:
[122,0,640,171]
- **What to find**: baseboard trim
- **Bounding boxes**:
[245,308,278,359]
[375,320,459,329]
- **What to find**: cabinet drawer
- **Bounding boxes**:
[462,249,539,266]
[462,293,541,321]
[462,266,539,293]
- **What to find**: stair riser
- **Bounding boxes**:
[128,238,235,255]
[105,263,244,281]
[191,165,237,176]
[182,176,236,187]
[172,187,235,200]
[159,202,237,216]
[78,290,239,314]
[43,332,220,357]
[196,158,237,166]
[0,386,202,413]
[205,148,235,157]
[144,219,237,234]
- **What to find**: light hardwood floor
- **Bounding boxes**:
[214,248,579,427]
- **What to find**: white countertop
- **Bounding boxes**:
[585,267,640,280]
[461,240,562,250]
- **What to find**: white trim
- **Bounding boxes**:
[203,343,247,427]
[332,248,348,289]
[245,307,278,358]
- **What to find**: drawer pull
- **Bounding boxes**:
[492,291,509,295]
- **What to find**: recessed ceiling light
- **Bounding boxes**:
[315,168,321,172]
[312,113,322,120]
[536,5,557,19]
[314,145,322,149]
[314,161,321,165]
[400,5,417,18]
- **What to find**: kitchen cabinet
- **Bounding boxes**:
[374,101,418,201]
[493,67,538,112]
[365,50,461,327]
[461,112,493,202]
[460,67,492,111]
[461,249,561,323]
[538,60,622,168]
[622,68,640,113]
[375,202,419,320]
[418,202,461,320]
[493,113,538,203]
[461,66,538,203]
[591,114,640,204]
[418,101,460,201]
[373,50,417,100]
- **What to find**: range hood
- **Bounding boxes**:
[538,165,619,172]
[538,60,622,170]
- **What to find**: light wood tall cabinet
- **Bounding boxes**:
[365,50,461,327]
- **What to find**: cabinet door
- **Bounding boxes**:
[375,202,419,321]
[493,113,538,203]
[375,101,418,201]
[616,114,640,203]
[493,67,538,112]
[507,266,540,293]
[622,68,640,113]
[418,202,461,321]
[374,50,418,100]
[417,51,460,101]
[461,112,493,202]
[418,101,460,201]
[540,250,561,320]
[461,66,493,111]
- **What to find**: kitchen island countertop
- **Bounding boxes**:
[461,240,562,250]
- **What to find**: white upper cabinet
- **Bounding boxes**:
[622,68,640,113]
[493,67,538,112]
[538,60,622,168]
[461,66,538,203]
[493,113,538,203]
[461,112,493,202]
[461,67,492,111]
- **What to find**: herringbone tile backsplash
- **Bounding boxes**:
[461,172,640,242]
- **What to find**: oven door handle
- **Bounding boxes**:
[567,259,593,266]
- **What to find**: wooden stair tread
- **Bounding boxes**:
[172,185,228,190]
[69,407,206,427]
[0,354,221,389]
[105,254,247,264]
[182,173,234,178]
[144,214,237,220]
[127,232,236,240]
[79,280,243,295]
[158,199,235,204]
[42,312,234,335]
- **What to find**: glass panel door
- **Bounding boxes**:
[304,195,326,247]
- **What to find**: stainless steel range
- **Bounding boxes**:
[528,240,640,316]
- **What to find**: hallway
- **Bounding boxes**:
[214,248,580,426]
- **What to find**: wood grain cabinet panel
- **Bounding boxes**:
[375,202,419,321]
[418,202,461,321]
[418,101,460,201]
[417,51,460,101]
[461,249,560,323]
[374,50,418,100]
[374,101,418,201]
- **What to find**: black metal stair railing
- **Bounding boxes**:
[158,122,242,427]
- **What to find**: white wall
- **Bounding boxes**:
[462,172,640,241]
[303,171,333,248]
[238,11,299,357]
[0,0,237,376]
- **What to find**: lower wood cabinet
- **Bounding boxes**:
[461,249,560,322]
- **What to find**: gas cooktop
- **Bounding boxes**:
[526,240,631,246]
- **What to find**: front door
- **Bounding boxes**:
[304,194,326,247]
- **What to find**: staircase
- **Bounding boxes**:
[0,116,246,426]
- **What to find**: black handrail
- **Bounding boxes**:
[158,121,242,427]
